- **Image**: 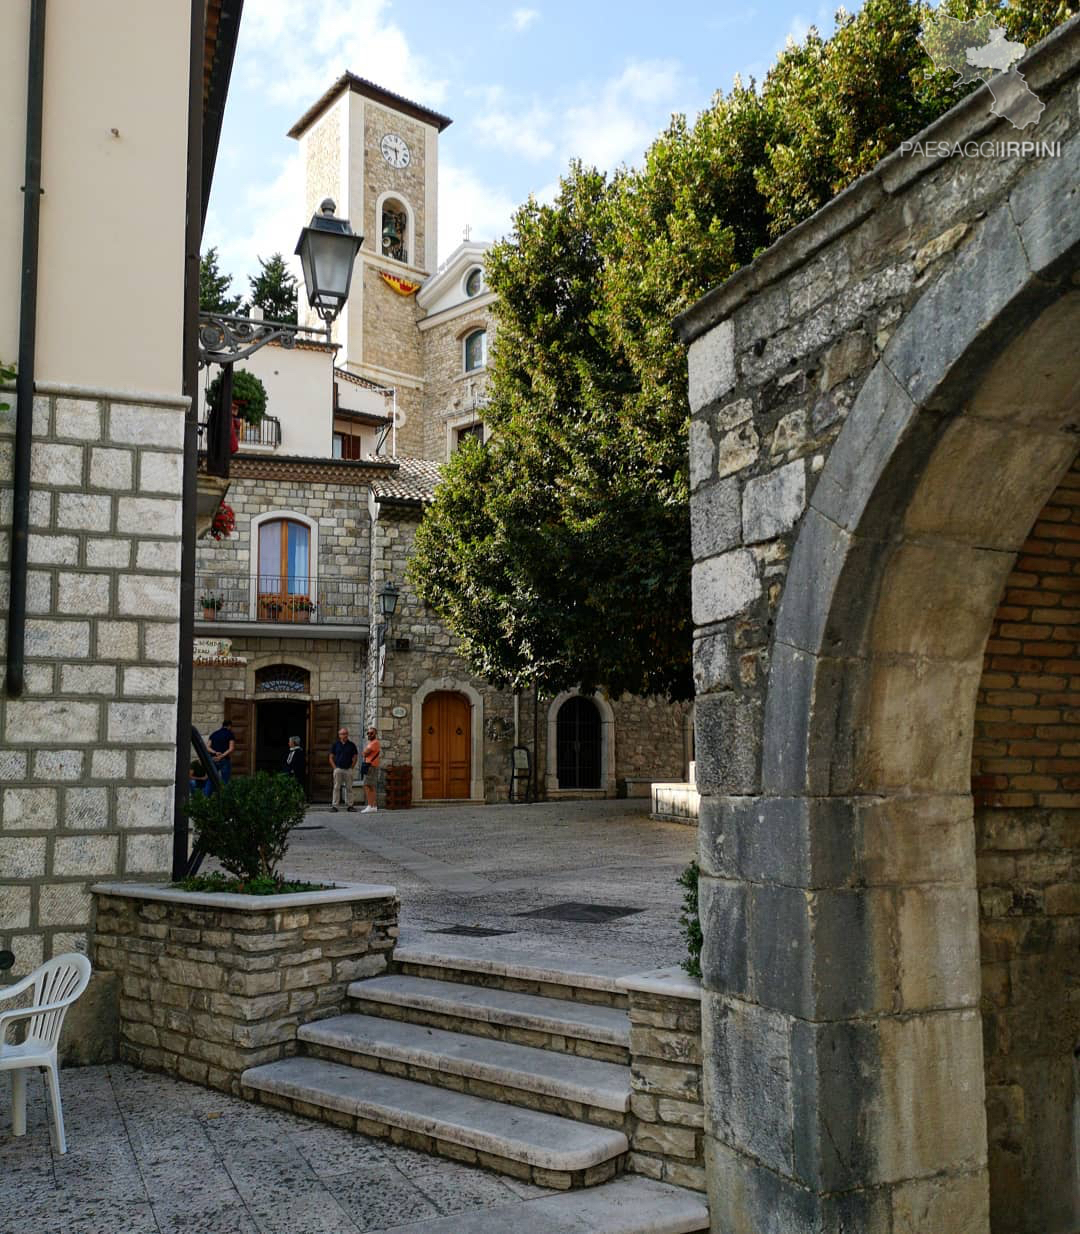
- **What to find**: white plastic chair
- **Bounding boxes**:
[0,953,92,1154]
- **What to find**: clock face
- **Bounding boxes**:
[380,133,410,169]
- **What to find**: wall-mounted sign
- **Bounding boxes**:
[391,705,407,718]
[193,638,247,666]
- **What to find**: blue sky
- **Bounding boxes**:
[204,0,844,294]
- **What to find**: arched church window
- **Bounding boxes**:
[464,329,486,372]
[381,198,409,263]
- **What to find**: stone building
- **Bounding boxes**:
[192,76,691,804]
[678,18,1079,1234]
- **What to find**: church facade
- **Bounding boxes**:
[192,76,691,805]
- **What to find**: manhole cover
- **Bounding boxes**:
[427,925,516,938]
[514,902,643,924]
[294,825,325,831]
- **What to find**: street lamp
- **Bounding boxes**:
[295,198,364,329]
[378,581,399,627]
[198,199,363,366]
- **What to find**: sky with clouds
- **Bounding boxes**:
[203,0,845,294]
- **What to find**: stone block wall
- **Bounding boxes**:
[420,303,494,462]
[0,389,184,979]
[623,975,705,1193]
[93,885,399,1094]
[971,459,1080,1232]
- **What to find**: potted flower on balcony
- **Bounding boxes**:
[200,593,224,621]
[293,598,317,623]
[210,502,235,541]
[207,368,268,452]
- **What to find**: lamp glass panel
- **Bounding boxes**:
[308,231,354,302]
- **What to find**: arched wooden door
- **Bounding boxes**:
[421,692,471,799]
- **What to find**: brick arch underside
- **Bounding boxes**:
[760,214,1080,1231]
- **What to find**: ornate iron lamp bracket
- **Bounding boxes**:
[197,313,328,368]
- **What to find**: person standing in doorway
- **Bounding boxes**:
[329,727,358,812]
[284,736,306,797]
[208,716,235,784]
[361,726,381,813]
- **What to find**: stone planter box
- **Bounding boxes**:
[618,967,705,1192]
[92,881,398,1094]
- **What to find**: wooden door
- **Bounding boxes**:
[225,698,254,777]
[309,699,339,804]
[421,692,471,800]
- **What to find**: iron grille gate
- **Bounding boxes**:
[556,696,602,789]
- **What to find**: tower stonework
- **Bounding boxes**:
[289,76,451,456]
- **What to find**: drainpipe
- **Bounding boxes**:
[172,0,205,879]
[5,0,47,699]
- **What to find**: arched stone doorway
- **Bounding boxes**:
[680,47,1080,1233]
[544,690,617,796]
[421,690,471,799]
[410,677,485,802]
[556,695,603,788]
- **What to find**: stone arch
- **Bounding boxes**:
[545,690,616,796]
[244,650,320,700]
[375,190,415,266]
[410,676,484,802]
[735,203,1080,1228]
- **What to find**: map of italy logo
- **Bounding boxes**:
[919,11,1045,129]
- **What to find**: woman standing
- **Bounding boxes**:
[284,735,306,798]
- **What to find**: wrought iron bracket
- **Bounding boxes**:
[197,313,329,368]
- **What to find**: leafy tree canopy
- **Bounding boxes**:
[247,253,299,325]
[410,0,1075,702]
[206,367,268,426]
[199,246,242,314]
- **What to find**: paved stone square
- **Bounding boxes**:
[285,799,697,970]
[1,1064,557,1234]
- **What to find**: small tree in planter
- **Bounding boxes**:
[185,772,308,893]
[207,367,268,428]
[200,593,224,619]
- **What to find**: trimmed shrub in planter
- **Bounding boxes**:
[185,771,305,885]
[207,367,267,427]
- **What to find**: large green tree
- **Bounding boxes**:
[246,253,299,324]
[199,246,242,314]
[410,0,1076,702]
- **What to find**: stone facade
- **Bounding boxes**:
[0,389,184,984]
[678,22,1080,1234]
[419,299,495,461]
[362,100,431,273]
[93,883,398,1094]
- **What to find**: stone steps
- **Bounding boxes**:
[300,1012,630,1126]
[393,931,633,1008]
[348,974,631,1064]
[376,1175,709,1233]
[240,1055,629,1189]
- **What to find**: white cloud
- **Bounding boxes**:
[560,59,684,169]
[204,150,306,291]
[437,162,519,261]
[237,0,447,113]
[510,8,540,32]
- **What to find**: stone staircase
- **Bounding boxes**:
[240,937,709,1233]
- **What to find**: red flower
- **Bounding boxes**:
[210,502,236,541]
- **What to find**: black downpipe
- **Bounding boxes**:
[173,0,206,879]
[6,0,47,699]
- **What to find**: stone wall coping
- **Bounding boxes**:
[91,880,397,910]
[674,13,1080,344]
[2,380,191,410]
[617,966,702,1002]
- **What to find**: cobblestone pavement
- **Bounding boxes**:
[285,798,698,970]
[1,1064,558,1234]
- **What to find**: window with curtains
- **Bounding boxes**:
[464,329,486,372]
[257,518,312,622]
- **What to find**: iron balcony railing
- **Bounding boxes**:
[196,573,368,627]
[197,414,282,449]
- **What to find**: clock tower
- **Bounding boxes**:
[289,75,452,455]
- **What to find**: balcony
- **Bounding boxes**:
[198,415,282,451]
[195,573,369,640]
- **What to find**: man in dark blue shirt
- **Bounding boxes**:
[208,719,236,784]
[329,727,359,812]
